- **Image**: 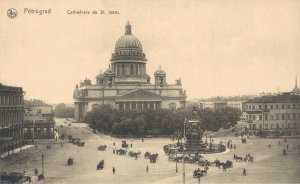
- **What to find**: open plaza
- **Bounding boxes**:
[1,118,299,184]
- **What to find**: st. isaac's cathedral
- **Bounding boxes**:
[73,22,187,121]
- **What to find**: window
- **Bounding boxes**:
[259,115,262,120]
[264,105,267,109]
[252,105,255,109]
[276,124,279,129]
[265,115,268,120]
[271,115,274,120]
[23,128,28,134]
[253,115,256,120]
[294,123,297,128]
[271,124,274,129]
[293,104,296,109]
[44,128,47,133]
[265,124,268,129]
[168,103,176,110]
[293,113,296,120]
[276,114,279,120]
[282,124,285,128]
[282,104,285,109]
[287,114,290,120]
[287,104,290,109]
[270,105,273,109]
[253,124,256,130]
[31,128,34,133]
[287,124,290,128]
[276,104,279,109]
[259,124,262,129]
[282,114,285,120]
[259,105,262,109]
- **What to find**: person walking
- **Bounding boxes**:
[269,144,271,149]
[243,168,246,176]
[113,167,116,174]
[146,165,149,173]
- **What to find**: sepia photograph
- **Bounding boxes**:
[0,0,300,183]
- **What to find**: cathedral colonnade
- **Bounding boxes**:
[116,101,161,111]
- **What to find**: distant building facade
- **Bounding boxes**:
[0,83,25,155]
[199,100,246,119]
[245,93,300,136]
[23,105,55,140]
[73,22,187,121]
[199,101,227,111]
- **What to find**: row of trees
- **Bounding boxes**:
[54,103,75,118]
[84,105,241,137]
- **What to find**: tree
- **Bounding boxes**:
[54,103,75,118]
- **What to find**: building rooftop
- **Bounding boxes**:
[0,83,23,92]
[247,93,300,103]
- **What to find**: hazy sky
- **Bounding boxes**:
[0,0,299,103]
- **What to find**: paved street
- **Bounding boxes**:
[1,118,300,184]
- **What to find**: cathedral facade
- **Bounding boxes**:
[73,22,187,121]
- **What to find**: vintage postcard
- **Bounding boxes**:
[0,0,299,184]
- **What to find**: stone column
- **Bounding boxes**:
[147,103,150,109]
[154,102,156,110]
[142,102,144,110]
[136,103,138,109]
[123,103,126,110]
[129,103,132,111]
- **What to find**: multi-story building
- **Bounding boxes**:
[0,83,25,155]
[73,22,187,121]
[245,93,300,137]
[199,101,227,111]
[24,104,55,140]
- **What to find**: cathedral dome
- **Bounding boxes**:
[115,22,142,51]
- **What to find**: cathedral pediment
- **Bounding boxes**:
[116,88,162,102]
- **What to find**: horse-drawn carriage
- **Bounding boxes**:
[128,151,141,158]
[122,140,129,148]
[193,168,207,178]
[77,141,85,146]
[116,149,127,155]
[67,157,74,166]
[97,160,104,170]
[69,137,85,147]
[97,145,107,151]
[213,159,233,168]
[144,151,158,163]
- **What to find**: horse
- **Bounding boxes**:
[235,156,243,162]
[149,153,159,163]
[97,145,107,151]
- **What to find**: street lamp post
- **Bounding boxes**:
[175,149,178,173]
[182,144,186,184]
